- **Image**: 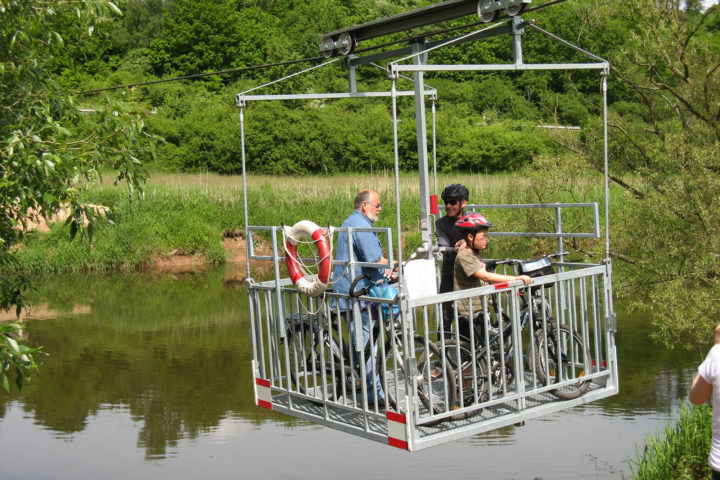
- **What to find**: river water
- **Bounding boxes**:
[0,268,703,479]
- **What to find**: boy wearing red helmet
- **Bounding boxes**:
[453,213,531,319]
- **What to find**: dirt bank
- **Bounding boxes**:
[151,235,274,284]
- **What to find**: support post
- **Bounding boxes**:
[602,72,610,260]
[511,16,524,66]
[411,40,433,250]
[239,101,251,278]
[347,55,358,94]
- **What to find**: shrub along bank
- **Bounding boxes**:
[11,176,418,273]
[10,171,605,274]
[630,403,711,479]
[14,185,242,273]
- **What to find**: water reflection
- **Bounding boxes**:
[0,268,703,478]
[1,269,285,459]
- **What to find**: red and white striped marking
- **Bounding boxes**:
[387,411,409,450]
[592,359,607,369]
[255,377,272,410]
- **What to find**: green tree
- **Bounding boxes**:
[526,0,720,348]
[0,0,153,389]
[149,0,284,75]
[607,0,720,348]
[112,0,166,51]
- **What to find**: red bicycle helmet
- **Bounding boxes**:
[455,213,494,231]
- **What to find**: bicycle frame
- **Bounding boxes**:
[453,287,553,399]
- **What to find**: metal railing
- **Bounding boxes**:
[247,207,619,450]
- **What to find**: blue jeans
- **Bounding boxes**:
[347,306,384,404]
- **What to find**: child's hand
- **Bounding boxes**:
[714,323,720,344]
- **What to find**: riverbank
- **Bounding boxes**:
[10,171,608,276]
[630,402,711,479]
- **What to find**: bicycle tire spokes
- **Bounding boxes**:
[439,339,489,420]
[413,336,457,423]
[284,309,352,404]
[534,323,591,400]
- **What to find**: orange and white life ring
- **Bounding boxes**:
[284,220,331,297]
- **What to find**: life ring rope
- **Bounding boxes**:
[282,232,333,272]
[282,220,334,298]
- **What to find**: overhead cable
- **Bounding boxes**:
[76,0,567,95]
[76,55,326,95]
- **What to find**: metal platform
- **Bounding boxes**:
[248,219,618,451]
[268,366,612,450]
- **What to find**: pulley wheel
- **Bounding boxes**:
[477,0,499,23]
[320,36,335,58]
[337,32,356,56]
[506,2,527,16]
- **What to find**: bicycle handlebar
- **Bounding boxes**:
[349,251,564,295]
[489,252,566,266]
[349,272,399,298]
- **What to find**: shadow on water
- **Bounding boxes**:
[0,267,705,478]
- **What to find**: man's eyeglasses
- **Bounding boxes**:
[364,202,381,209]
[444,199,459,206]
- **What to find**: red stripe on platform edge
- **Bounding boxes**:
[257,399,272,410]
[255,377,270,388]
[494,282,509,290]
[388,437,409,450]
[386,411,406,424]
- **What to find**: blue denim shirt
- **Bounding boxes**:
[332,210,384,309]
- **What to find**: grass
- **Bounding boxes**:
[630,402,712,479]
[11,170,612,273]
[14,185,243,272]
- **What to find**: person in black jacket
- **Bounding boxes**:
[435,183,469,335]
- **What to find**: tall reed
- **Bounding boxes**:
[12,172,609,273]
[630,402,711,479]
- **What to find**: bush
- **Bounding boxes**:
[630,403,711,479]
[436,117,549,172]
[11,186,248,272]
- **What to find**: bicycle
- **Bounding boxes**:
[283,271,457,419]
[437,254,592,419]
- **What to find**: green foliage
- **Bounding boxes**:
[149,0,285,75]
[112,0,166,51]
[514,0,720,349]
[0,0,155,388]
[599,0,720,348]
[0,322,40,392]
[0,0,153,246]
[12,186,246,273]
[630,403,712,479]
[436,117,549,172]
[71,0,625,176]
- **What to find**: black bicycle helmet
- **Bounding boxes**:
[455,213,494,231]
[441,183,469,201]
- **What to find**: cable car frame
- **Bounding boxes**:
[238,0,618,451]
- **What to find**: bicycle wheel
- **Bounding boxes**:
[286,321,349,401]
[386,335,457,419]
[441,340,489,420]
[415,336,457,417]
[533,324,591,400]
